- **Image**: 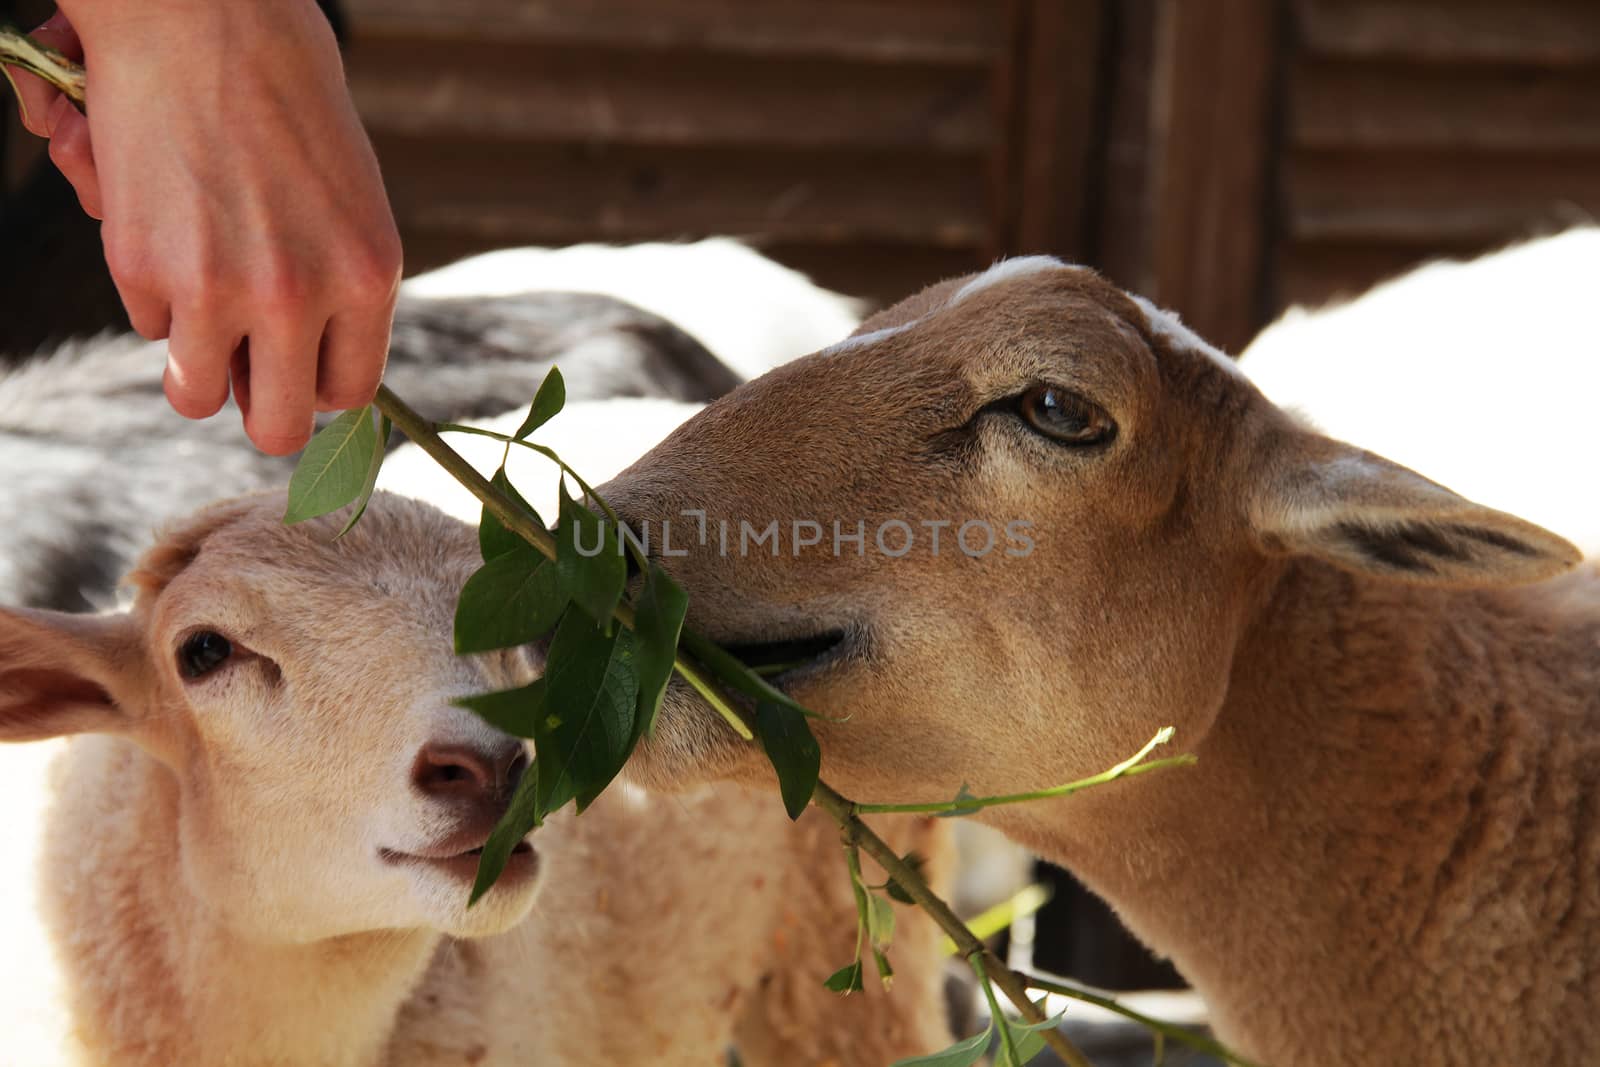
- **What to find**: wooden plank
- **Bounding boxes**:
[374,138,987,247]
[1293,60,1600,151]
[345,0,1002,65]
[1002,0,1107,259]
[1295,0,1600,67]
[760,240,986,308]
[1284,148,1600,243]
[1144,0,1279,352]
[1094,0,1160,293]
[346,41,994,151]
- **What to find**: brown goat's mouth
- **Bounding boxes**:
[724,629,849,677]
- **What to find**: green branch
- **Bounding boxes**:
[1017,973,1265,1067]
[377,385,1093,1065]
[856,727,1195,816]
[0,24,86,117]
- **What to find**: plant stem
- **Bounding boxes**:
[378,388,559,561]
[814,783,1094,1067]
[855,753,1196,816]
[1017,974,1265,1067]
[972,953,1023,1066]
[0,25,87,113]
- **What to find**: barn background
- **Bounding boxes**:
[2,0,1596,1013]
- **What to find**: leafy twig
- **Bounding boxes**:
[376,386,755,741]
[375,384,1094,1065]
[813,783,1093,1067]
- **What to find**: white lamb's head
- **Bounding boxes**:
[0,491,540,942]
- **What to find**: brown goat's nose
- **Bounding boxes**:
[412,741,527,800]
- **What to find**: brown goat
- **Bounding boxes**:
[605,257,1600,1066]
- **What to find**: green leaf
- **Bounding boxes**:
[867,892,896,952]
[936,783,983,819]
[468,766,540,906]
[454,548,568,654]
[885,852,927,905]
[823,961,864,995]
[1000,1007,1066,1066]
[334,410,390,539]
[992,1004,1068,1062]
[454,679,546,738]
[515,366,566,440]
[555,484,628,626]
[479,466,544,562]
[755,700,821,820]
[888,1026,993,1067]
[284,406,379,524]
[632,564,689,740]
[534,611,640,816]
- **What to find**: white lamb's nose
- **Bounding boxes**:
[410,740,527,804]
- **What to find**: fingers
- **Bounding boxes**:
[236,320,323,455]
[316,306,392,412]
[164,317,237,419]
[7,12,80,135]
[44,97,102,217]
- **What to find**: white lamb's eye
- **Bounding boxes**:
[178,631,233,680]
[1018,385,1117,446]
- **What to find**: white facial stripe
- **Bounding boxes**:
[948,255,1068,306]
[820,319,920,357]
[1129,295,1246,379]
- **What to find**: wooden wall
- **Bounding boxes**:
[9,0,1593,355]
[1278,0,1600,308]
[342,0,1018,306]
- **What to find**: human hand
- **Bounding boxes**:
[6,1,401,455]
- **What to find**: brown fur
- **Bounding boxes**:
[0,492,953,1065]
[605,259,1599,1065]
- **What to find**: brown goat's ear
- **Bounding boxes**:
[0,608,145,742]
[1251,433,1582,586]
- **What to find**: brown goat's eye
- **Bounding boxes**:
[178,631,233,679]
[1018,385,1116,446]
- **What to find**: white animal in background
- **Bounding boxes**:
[1242,227,1600,554]
[0,493,953,1066]
[402,237,866,381]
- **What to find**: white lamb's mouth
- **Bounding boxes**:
[723,629,849,677]
[380,838,535,865]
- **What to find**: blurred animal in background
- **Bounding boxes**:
[0,239,859,612]
[1243,227,1600,554]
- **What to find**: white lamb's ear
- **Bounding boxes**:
[0,608,144,743]
[1250,434,1582,586]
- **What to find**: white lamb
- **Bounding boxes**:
[0,492,953,1066]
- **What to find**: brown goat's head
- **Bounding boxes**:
[604,258,1580,818]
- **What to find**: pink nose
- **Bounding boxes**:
[411,741,528,802]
